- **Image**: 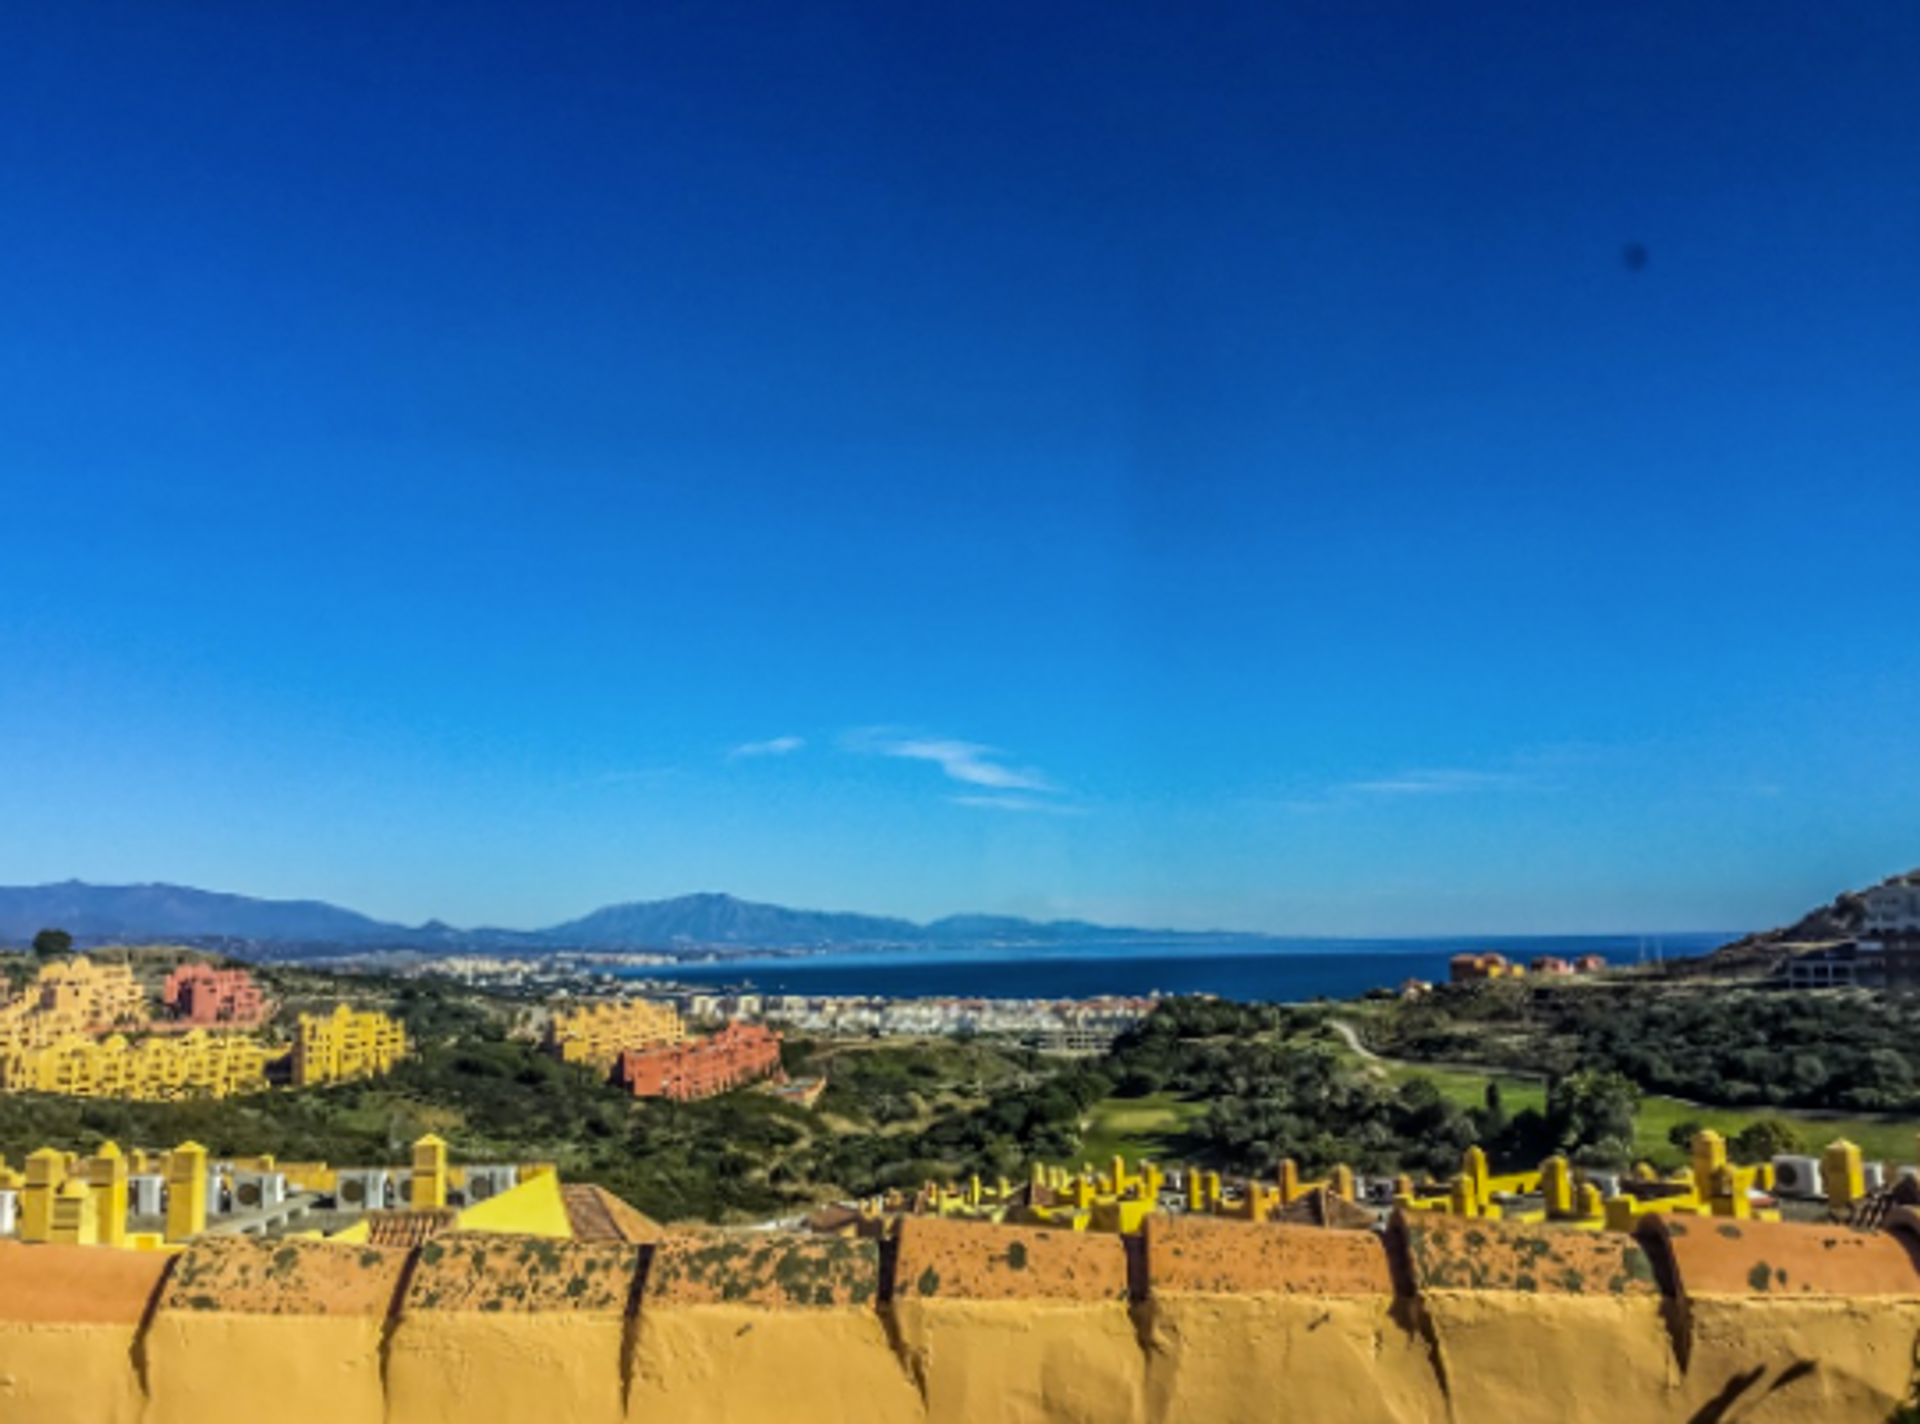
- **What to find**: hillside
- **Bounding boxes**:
[1667,869,1913,978]
[543,893,924,948]
[0,881,1241,953]
[0,881,399,944]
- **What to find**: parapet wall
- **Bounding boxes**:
[4,1212,1920,1424]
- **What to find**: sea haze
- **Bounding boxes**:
[612,934,1734,1003]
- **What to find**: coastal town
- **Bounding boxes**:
[6,876,1920,1421]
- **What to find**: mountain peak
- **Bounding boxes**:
[0,880,1235,952]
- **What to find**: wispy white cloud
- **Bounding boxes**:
[844,728,1084,814]
[728,735,806,760]
[849,731,1056,793]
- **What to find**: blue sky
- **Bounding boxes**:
[2,2,1916,935]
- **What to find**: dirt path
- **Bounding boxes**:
[1327,1019,1548,1083]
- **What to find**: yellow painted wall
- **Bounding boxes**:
[1145,1297,1444,1424]
[144,1316,390,1424]
[387,1313,628,1424]
[632,1307,923,1424]
[4,1226,1920,1424]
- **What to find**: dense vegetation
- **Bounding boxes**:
[1371,980,1920,1113]
[0,977,1116,1222]
[1100,997,1642,1174]
[7,957,1895,1221]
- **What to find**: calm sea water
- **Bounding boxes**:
[611,933,1732,1003]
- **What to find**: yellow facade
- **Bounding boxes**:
[0,1030,280,1100]
[89,1142,129,1248]
[293,1005,408,1086]
[166,1141,210,1242]
[0,957,150,1060]
[544,997,684,1070]
[411,1134,449,1210]
[29,957,149,1029]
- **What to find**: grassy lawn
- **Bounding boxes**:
[1629,1094,1919,1170]
[1379,1060,1920,1168]
[1079,1092,1206,1167]
[1378,1061,1547,1115]
[1326,1023,1920,1169]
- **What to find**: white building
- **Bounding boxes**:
[1862,877,1920,937]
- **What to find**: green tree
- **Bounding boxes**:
[1666,1120,1705,1151]
[1730,1117,1806,1163]
[1476,1080,1510,1142]
[31,928,73,961]
[1546,1070,1640,1154]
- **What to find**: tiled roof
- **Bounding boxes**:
[364,1208,459,1249]
[561,1184,662,1243]
[1849,1173,1920,1232]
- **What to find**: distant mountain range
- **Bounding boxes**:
[0,881,1248,953]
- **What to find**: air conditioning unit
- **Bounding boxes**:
[1580,1171,1622,1199]
[207,1172,232,1216]
[1772,1156,1824,1199]
[233,1172,287,1211]
[461,1165,518,1204]
[0,1189,16,1236]
[128,1175,166,1217]
[389,1171,412,1208]
[1862,1162,1889,1193]
[335,1169,388,1210]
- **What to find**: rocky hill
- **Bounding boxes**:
[1673,868,1914,978]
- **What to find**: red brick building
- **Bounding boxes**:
[612,1021,782,1102]
[160,964,268,1029]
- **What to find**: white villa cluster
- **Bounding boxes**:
[683,993,1156,1051]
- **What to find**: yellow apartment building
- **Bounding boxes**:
[0,1029,280,1100]
[544,997,685,1070]
[0,959,150,1056]
[30,957,150,1029]
[292,1005,408,1086]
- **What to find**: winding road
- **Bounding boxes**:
[1327,1019,1548,1083]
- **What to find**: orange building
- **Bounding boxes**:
[160,964,269,1029]
[612,1022,782,1102]
[1449,952,1524,983]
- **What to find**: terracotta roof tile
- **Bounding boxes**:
[562,1184,662,1244]
[364,1209,459,1250]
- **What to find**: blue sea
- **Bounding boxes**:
[610,933,1732,1003]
